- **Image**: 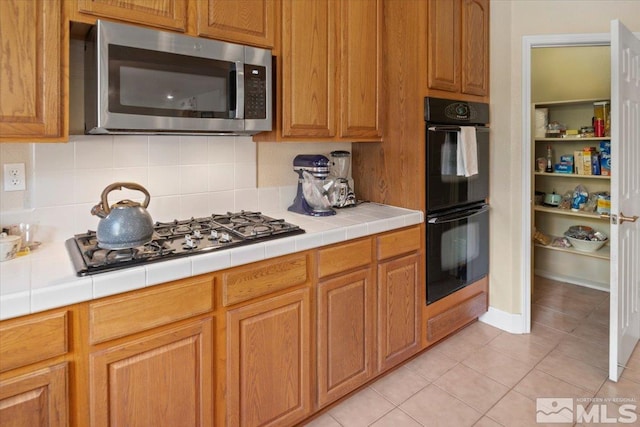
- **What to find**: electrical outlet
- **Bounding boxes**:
[3,163,26,191]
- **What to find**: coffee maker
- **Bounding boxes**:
[328,150,356,208]
[288,155,336,216]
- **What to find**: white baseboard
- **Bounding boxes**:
[534,269,610,292]
[479,306,526,334]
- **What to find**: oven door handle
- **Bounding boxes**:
[428,204,490,224]
[427,125,490,133]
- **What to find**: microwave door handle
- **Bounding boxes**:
[233,61,244,119]
[428,204,490,224]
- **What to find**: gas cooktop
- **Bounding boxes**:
[65,211,305,276]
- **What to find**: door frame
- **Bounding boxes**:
[520,33,611,334]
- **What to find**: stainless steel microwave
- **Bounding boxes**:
[85,20,272,135]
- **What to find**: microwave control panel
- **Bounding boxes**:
[244,64,267,119]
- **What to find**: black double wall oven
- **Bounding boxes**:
[424,97,490,305]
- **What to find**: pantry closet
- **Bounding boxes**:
[530,45,612,292]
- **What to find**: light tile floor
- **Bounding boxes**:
[305,277,640,427]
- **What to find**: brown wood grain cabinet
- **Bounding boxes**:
[71,0,188,31]
[222,253,313,426]
[424,276,488,347]
[316,239,375,408]
[0,0,66,142]
[89,318,214,426]
[376,227,422,371]
[427,0,489,99]
[0,309,71,427]
[227,288,312,427]
[255,0,381,142]
[195,0,277,48]
[71,0,278,48]
[0,363,69,427]
[86,276,215,427]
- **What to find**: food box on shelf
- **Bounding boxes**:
[574,151,584,175]
[600,152,611,176]
[554,164,573,174]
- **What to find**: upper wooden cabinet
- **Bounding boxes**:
[255,0,382,142]
[195,0,277,48]
[427,0,489,101]
[0,0,66,142]
[69,0,277,47]
[460,0,489,97]
[71,0,188,31]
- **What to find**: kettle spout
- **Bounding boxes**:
[91,203,107,218]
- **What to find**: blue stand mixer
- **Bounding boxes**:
[288,155,336,216]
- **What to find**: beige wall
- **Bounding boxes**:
[532,46,610,103]
[489,0,640,314]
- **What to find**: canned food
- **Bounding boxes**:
[594,118,605,137]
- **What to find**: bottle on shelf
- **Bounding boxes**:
[545,145,553,173]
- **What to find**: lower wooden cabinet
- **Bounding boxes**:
[424,276,488,347]
[227,288,312,427]
[377,253,421,371]
[0,363,68,427]
[317,268,375,407]
[89,318,214,427]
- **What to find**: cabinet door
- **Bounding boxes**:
[317,268,375,407]
[339,0,382,139]
[75,0,187,31]
[89,318,213,427]
[427,0,461,93]
[281,0,336,138]
[0,0,64,141]
[227,289,312,427]
[0,363,68,427]
[377,254,421,371]
[196,0,276,48]
[460,0,489,97]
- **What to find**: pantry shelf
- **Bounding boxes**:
[534,172,610,180]
[534,239,610,260]
[534,137,611,142]
[534,205,609,221]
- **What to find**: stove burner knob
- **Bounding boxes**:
[220,232,231,243]
[209,230,218,240]
[184,234,198,249]
[193,230,202,239]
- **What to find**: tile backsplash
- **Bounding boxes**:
[0,135,287,243]
[0,135,352,244]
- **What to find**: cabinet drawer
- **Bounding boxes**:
[318,239,372,278]
[427,291,487,343]
[0,311,68,373]
[377,226,421,260]
[222,254,309,306]
[89,276,214,344]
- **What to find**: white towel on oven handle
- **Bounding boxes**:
[457,126,478,177]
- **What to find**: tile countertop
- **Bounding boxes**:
[0,203,423,321]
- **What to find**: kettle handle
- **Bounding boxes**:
[100,182,151,215]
